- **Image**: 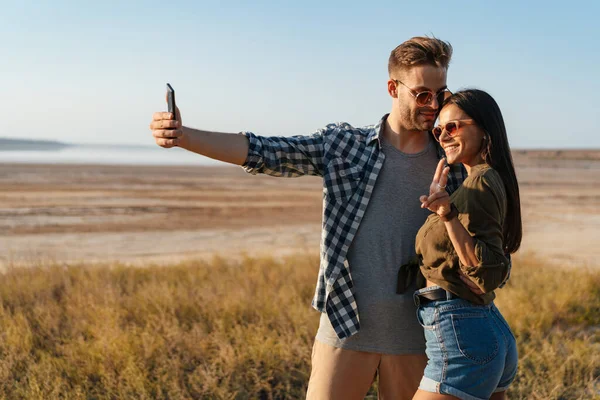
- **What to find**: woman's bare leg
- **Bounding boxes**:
[412,389,459,399]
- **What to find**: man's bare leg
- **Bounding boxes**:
[305,340,380,400]
[378,353,428,400]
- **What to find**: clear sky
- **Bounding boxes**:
[2,1,599,149]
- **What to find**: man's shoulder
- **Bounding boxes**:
[321,121,373,137]
[320,122,377,162]
[320,121,377,148]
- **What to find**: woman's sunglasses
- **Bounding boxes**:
[432,119,477,142]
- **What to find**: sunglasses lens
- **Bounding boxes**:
[416,92,432,106]
[437,90,452,106]
[445,122,458,136]
[432,126,442,141]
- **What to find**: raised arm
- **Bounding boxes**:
[150,105,326,177]
[420,161,509,294]
[150,106,249,166]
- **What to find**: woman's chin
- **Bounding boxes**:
[445,155,458,165]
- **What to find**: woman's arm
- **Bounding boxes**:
[421,162,509,294]
[443,216,479,269]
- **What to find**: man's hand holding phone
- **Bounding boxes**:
[150,83,186,148]
[149,83,250,165]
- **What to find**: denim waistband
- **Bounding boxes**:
[414,286,494,312]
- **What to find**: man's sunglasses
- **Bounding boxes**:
[393,79,452,107]
[432,119,477,142]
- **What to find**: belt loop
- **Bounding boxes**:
[446,290,452,301]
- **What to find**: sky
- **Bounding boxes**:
[2,0,599,149]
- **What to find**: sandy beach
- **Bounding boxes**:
[1,149,599,269]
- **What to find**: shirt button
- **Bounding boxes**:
[339,171,346,177]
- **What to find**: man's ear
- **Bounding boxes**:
[387,79,398,98]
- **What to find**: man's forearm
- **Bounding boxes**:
[179,126,249,166]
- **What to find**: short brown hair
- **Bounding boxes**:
[388,36,453,77]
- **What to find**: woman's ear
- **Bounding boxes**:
[480,133,491,163]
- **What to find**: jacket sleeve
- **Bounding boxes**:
[239,124,332,177]
[458,171,510,293]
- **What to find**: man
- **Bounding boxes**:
[150,36,470,399]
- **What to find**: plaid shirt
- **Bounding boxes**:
[241,114,469,339]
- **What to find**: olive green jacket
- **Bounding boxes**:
[415,164,510,305]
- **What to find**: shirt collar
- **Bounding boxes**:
[468,163,490,175]
[366,114,387,146]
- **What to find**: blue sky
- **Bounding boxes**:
[2,1,599,149]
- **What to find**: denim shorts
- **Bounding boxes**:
[414,286,518,400]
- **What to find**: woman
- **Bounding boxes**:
[412,89,521,400]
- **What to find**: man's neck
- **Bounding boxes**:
[383,112,430,154]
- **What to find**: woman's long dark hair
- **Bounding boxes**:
[444,89,522,254]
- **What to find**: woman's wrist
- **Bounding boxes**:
[439,203,459,222]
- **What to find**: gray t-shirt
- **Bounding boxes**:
[316,137,439,354]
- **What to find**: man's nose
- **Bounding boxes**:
[429,95,440,110]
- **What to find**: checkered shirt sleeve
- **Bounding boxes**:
[240,125,335,177]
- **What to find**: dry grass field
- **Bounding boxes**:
[0,255,597,399]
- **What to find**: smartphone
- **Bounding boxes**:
[166,83,176,121]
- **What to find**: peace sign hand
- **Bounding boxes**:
[420,158,452,217]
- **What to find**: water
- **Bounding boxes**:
[0,145,223,166]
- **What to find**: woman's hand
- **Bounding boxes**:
[420,158,452,217]
[458,270,485,295]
